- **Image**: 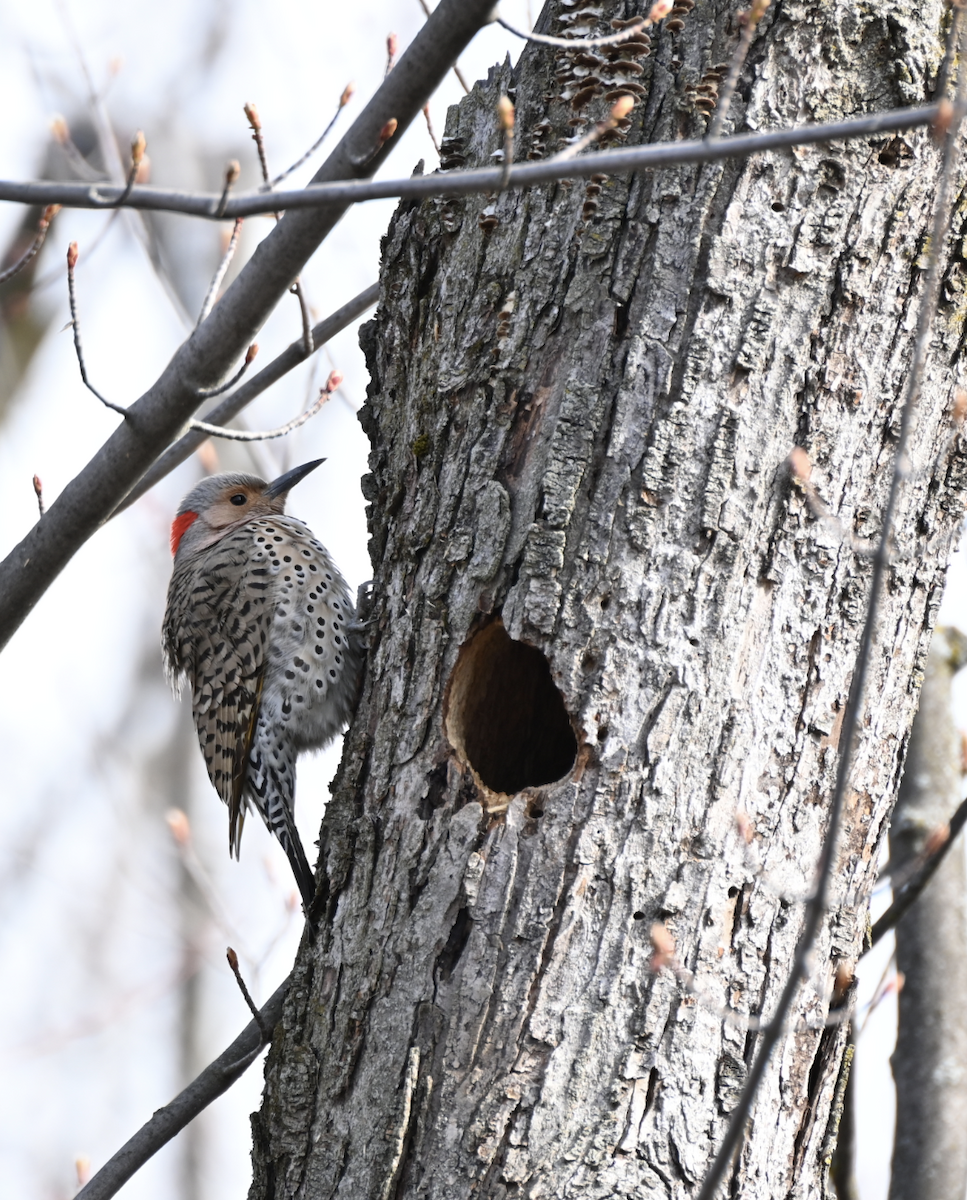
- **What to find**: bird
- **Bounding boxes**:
[161,459,361,918]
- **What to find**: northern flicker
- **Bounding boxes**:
[161,459,360,917]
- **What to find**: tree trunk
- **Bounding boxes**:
[250,2,967,1196]
[889,628,967,1200]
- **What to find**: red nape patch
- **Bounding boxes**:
[170,510,199,556]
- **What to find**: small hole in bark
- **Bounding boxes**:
[444,620,577,795]
[771,201,785,212]
[633,910,645,921]
[597,725,609,742]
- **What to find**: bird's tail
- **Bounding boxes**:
[248,747,318,924]
[282,820,318,923]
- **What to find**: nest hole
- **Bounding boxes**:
[444,621,577,796]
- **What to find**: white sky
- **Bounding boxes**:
[0,2,961,1198]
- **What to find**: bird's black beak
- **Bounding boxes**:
[264,458,326,500]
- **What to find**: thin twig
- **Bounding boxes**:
[193,343,258,398]
[73,975,291,1200]
[497,96,515,189]
[496,13,647,49]
[244,102,315,355]
[49,114,107,183]
[66,242,129,417]
[164,810,252,950]
[114,283,378,514]
[855,951,899,1039]
[32,476,44,518]
[291,279,314,355]
[934,0,964,101]
[214,160,240,219]
[871,792,967,945]
[51,0,195,330]
[386,31,399,76]
[28,210,119,295]
[650,923,856,1035]
[188,370,340,442]
[244,102,272,189]
[551,96,635,163]
[267,84,355,189]
[708,0,771,139]
[422,104,441,155]
[1,103,942,220]
[787,447,876,554]
[109,129,146,209]
[196,217,244,326]
[695,8,967,1198]
[349,119,400,171]
[226,947,270,1040]
[0,205,59,285]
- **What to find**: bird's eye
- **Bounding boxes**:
[230,493,247,506]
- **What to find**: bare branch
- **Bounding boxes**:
[226,947,270,1041]
[0,204,59,284]
[54,19,194,330]
[694,8,967,1197]
[495,13,647,49]
[49,114,107,182]
[66,242,130,417]
[707,0,771,139]
[29,209,120,295]
[267,84,355,189]
[649,922,856,1036]
[871,792,967,946]
[787,446,876,554]
[114,282,378,514]
[243,102,272,190]
[855,953,900,1038]
[108,129,146,209]
[32,476,44,518]
[292,278,314,355]
[196,217,243,326]
[0,0,498,655]
[0,103,941,219]
[497,95,514,189]
[422,103,441,155]
[551,96,636,163]
[188,369,340,441]
[214,160,241,219]
[193,342,258,399]
[73,975,291,1200]
[244,102,316,357]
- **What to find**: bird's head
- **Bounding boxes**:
[169,459,325,560]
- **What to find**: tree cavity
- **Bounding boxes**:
[444,620,576,798]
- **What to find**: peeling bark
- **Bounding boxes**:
[251,2,967,1197]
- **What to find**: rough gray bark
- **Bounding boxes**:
[251,2,967,1197]
[889,627,967,1200]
